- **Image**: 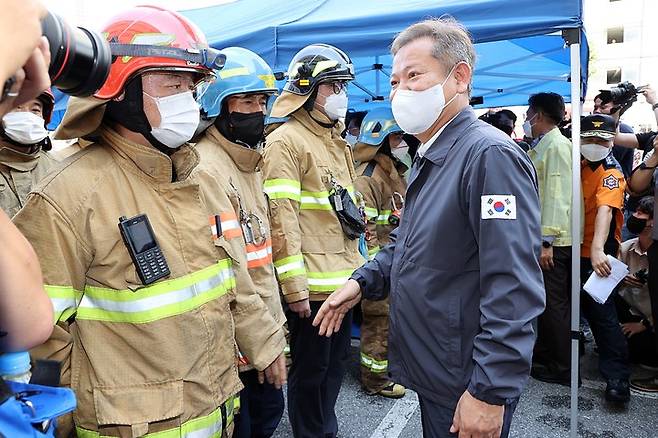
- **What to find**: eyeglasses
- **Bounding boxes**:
[331,81,348,94]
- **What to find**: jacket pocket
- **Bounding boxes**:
[93,379,183,427]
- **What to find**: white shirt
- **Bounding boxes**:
[417,114,460,158]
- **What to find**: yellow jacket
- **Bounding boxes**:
[262,109,363,303]
[0,142,58,217]
[353,147,408,258]
[194,126,286,371]
[13,126,283,437]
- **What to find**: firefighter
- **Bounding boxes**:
[0,88,57,217]
[353,106,407,399]
[262,44,364,437]
[195,47,286,438]
[13,6,285,436]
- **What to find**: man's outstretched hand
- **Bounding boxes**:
[312,279,362,336]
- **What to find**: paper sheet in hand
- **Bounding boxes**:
[583,255,629,304]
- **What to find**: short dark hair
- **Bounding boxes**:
[528,92,565,125]
[637,196,655,219]
[595,92,613,105]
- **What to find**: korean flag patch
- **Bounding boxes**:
[481,195,517,220]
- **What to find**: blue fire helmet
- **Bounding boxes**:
[358,106,403,146]
[197,47,278,119]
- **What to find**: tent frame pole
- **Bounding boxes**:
[566,28,582,438]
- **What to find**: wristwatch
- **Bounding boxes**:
[639,161,658,171]
[542,240,552,249]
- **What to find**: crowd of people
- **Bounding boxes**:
[1,1,657,438]
[477,88,658,402]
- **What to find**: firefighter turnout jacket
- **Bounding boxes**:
[194,125,286,371]
[13,125,284,437]
[262,109,363,303]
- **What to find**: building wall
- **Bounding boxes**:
[584,0,658,130]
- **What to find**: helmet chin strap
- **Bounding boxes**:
[303,89,336,129]
[104,77,175,156]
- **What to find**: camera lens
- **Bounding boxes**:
[42,12,112,97]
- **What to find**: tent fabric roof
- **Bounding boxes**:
[183,0,583,71]
[49,0,585,128]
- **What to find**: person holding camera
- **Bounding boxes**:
[0,0,54,355]
[13,6,286,436]
[616,196,657,370]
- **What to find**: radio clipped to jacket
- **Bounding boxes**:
[118,214,170,285]
[328,176,366,240]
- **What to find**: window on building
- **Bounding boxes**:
[607,27,624,44]
[607,68,622,84]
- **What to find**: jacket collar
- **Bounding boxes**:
[206,125,263,172]
[291,109,345,142]
[100,125,199,183]
[422,107,477,166]
[0,141,41,171]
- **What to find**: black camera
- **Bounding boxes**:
[41,12,112,97]
[598,81,648,115]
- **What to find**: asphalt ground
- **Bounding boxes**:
[272,340,658,438]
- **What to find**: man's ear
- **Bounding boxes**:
[453,62,472,95]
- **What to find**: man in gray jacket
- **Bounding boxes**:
[314,17,545,438]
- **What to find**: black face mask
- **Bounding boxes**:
[626,215,648,235]
[227,112,265,148]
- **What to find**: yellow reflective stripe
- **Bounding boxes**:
[360,353,388,373]
[45,285,83,323]
[300,190,332,210]
[75,396,236,438]
[307,269,353,292]
[219,66,250,79]
[76,261,235,324]
[367,246,380,258]
[273,254,306,280]
[364,207,378,219]
[264,179,301,202]
[376,210,392,225]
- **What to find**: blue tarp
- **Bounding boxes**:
[51,0,586,127]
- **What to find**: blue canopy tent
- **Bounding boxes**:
[181,0,587,109]
[50,0,588,123]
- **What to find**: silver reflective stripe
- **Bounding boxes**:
[79,268,232,313]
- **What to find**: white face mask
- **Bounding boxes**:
[144,91,200,149]
[522,114,536,139]
[345,133,357,147]
[391,140,409,160]
[1,111,48,145]
[581,142,611,162]
[391,65,459,135]
[323,90,348,121]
